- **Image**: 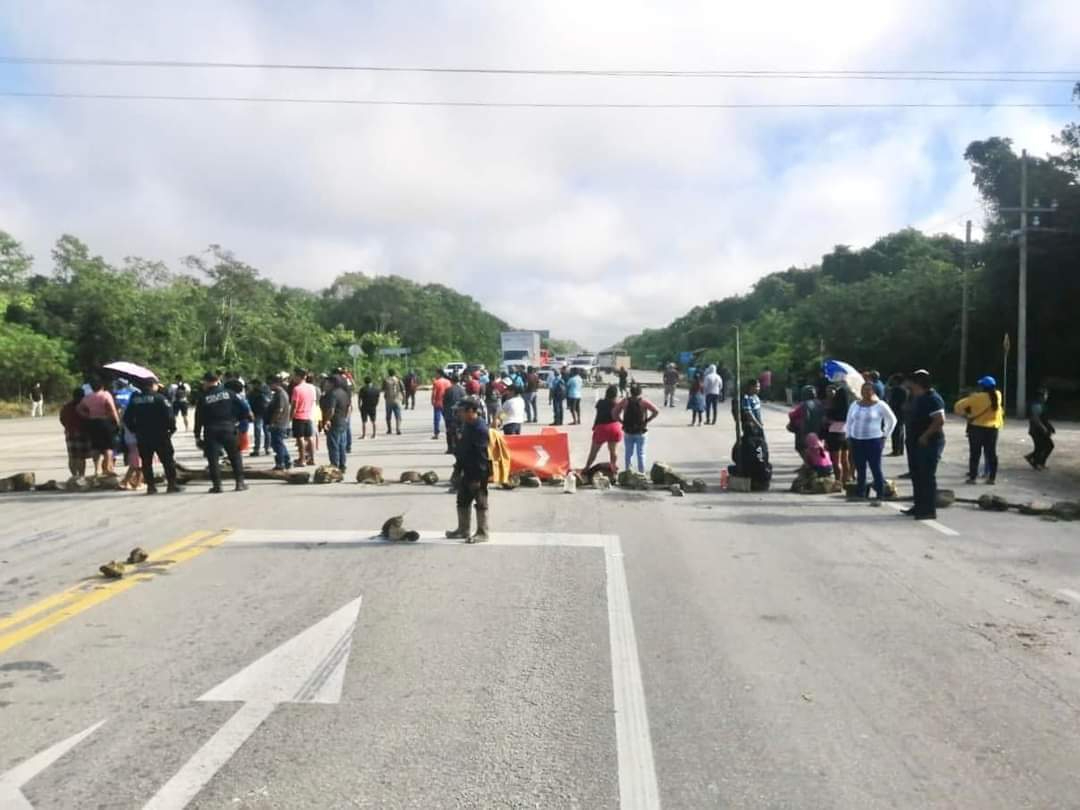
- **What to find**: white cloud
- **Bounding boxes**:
[1,1,1078,350]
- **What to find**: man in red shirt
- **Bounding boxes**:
[431,371,452,440]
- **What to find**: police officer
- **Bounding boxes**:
[123,379,182,495]
[194,371,252,494]
[445,397,490,544]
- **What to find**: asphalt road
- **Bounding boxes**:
[2,384,1080,809]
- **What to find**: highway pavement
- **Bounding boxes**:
[2,386,1080,808]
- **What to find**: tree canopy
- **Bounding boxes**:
[624,86,1080,405]
[0,236,512,399]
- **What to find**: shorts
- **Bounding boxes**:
[65,433,91,460]
[87,418,116,452]
[593,422,623,445]
[825,433,848,453]
[292,419,314,438]
[361,407,377,421]
[173,401,188,416]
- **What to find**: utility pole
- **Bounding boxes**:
[958,219,972,393]
[734,325,742,450]
[999,149,1058,418]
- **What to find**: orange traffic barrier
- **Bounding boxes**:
[503,432,572,478]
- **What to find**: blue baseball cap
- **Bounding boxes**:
[977,375,997,388]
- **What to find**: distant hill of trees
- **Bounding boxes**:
[623,83,1080,405]
[0,237,511,399]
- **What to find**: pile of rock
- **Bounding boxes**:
[976,495,1080,521]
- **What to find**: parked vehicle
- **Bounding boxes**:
[499,331,542,373]
[443,361,467,378]
[596,351,631,373]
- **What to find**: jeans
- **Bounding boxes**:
[525,392,538,422]
[705,394,719,424]
[433,406,444,436]
[253,416,271,453]
[269,426,291,468]
[850,437,885,498]
[552,396,565,425]
[503,423,522,436]
[624,433,647,473]
[327,424,348,469]
[386,402,402,431]
[967,425,998,480]
[909,441,943,517]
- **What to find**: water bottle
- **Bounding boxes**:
[720,469,730,490]
[564,472,577,494]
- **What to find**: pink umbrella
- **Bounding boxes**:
[102,361,159,382]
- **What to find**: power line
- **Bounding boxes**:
[2,90,1075,109]
[1,56,1078,83]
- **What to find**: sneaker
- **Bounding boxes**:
[964,477,976,485]
[235,482,249,492]
[899,507,916,515]
[914,512,937,521]
[208,486,223,494]
[1024,454,1038,470]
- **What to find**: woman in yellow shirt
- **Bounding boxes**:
[954,375,1005,485]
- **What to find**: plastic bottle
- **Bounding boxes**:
[720,469,730,490]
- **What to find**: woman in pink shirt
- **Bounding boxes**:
[77,379,120,475]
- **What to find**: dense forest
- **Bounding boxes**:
[0,238,510,399]
[624,85,1080,405]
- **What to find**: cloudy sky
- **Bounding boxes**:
[2,1,1078,349]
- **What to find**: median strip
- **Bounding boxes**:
[0,529,228,656]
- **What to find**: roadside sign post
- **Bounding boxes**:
[1002,332,1011,414]
[348,343,362,383]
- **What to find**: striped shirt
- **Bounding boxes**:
[845,400,898,440]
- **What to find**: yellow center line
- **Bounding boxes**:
[0,529,229,656]
[0,529,213,634]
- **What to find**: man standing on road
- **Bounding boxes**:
[617,366,629,396]
[404,370,419,410]
[359,376,381,440]
[736,379,765,436]
[446,398,491,544]
[30,382,44,417]
[266,373,292,470]
[195,371,252,494]
[383,368,405,435]
[247,378,272,457]
[662,363,680,407]
[442,373,466,454]
[548,369,566,426]
[321,374,353,473]
[886,373,908,456]
[902,370,946,520]
[123,380,181,495]
[703,365,723,425]
[524,367,540,423]
[170,375,191,431]
[290,369,318,467]
[1026,387,1055,470]
[431,370,452,440]
[566,368,583,425]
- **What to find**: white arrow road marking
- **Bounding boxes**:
[222,530,660,810]
[144,596,362,810]
[0,720,105,809]
[533,444,551,468]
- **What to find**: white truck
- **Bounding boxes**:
[499,331,542,373]
[596,351,631,373]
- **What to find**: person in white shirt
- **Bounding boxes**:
[498,387,527,435]
[703,365,723,425]
[845,382,898,503]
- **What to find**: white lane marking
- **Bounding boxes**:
[882,502,959,536]
[142,702,275,810]
[224,529,661,809]
[604,534,661,810]
[1058,589,1080,603]
[0,720,105,809]
[144,597,362,809]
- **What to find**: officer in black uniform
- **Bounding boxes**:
[194,371,252,494]
[123,379,182,495]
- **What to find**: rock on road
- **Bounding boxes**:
[2,383,1080,808]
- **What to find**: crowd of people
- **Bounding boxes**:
[50,359,1063,518]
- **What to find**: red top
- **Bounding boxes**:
[431,377,452,407]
